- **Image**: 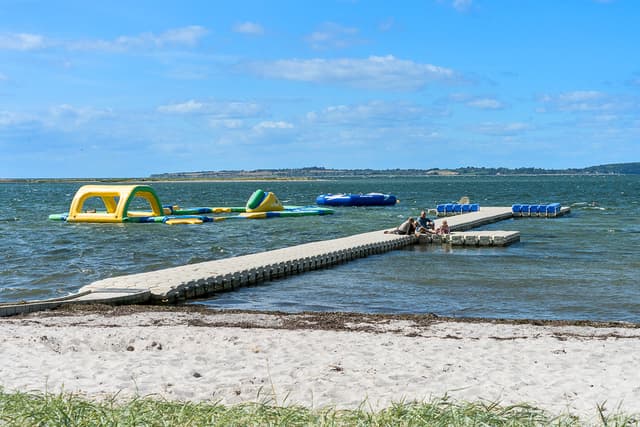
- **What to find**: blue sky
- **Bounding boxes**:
[1,0,639,178]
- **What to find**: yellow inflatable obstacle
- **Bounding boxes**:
[49,186,334,224]
[60,185,165,223]
[239,189,284,219]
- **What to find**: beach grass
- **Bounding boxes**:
[1,390,636,426]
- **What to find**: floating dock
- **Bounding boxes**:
[418,230,521,246]
[0,206,569,317]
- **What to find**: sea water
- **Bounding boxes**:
[0,175,638,322]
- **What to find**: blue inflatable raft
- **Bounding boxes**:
[316,193,398,207]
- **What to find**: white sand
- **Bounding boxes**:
[1,309,639,422]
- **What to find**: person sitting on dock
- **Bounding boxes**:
[415,210,435,234]
[385,217,416,235]
[436,220,450,235]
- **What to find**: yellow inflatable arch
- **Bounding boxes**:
[67,185,164,223]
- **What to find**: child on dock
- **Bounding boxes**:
[436,220,450,235]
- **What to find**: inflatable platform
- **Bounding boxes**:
[49,185,333,224]
[316,192,398,207]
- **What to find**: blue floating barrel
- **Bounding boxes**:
[437,204,446,215]
[452,204,462,214]
[512,204,521,214]
[461,204,471,213]
[547,203,561,216]
[470,203,479,212]
[537,204,548,217]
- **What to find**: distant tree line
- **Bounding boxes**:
[582,163,640,174]
[149,162,640,179]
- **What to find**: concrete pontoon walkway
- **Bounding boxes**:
[0,206,569,316]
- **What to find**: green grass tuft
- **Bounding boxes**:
[1,389,638,426]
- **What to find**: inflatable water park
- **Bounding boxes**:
[316,192,398,207]
[49,185,334,224]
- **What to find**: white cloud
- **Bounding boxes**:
[0,110,28,127]
[204,120,295,145]
[306,22,362,50]
[0,72,7,81]
[466,98,504,110]
[306,100,427,124]
[0,27,207,53]
[474,121,530,136]
[254,121,293,130]
[209,119,245,129]
[47,104,113,127]
[221,102,264,117]
[160,26,208,45]
[0,32,46,50]
[158,100,205,113]
[445,93,505,110]
[68,26,208,52]
[233,22,264,35]
[158,100,264,118]
[243,55,458,90]
[539,90,625,112]
[558,90,603,102]
[1,105,113,132]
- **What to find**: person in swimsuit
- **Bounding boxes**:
[415,210,435,234]
[385,217,416,235]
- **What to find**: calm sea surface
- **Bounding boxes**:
[1,176,638,322]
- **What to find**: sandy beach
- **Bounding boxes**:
[1,305,639,422]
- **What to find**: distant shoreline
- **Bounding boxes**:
[0,174,628,183]
[2,162,638,182]
[0,177,323,184]
[1,172,638,184]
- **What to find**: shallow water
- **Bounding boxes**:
[1,175,638,322]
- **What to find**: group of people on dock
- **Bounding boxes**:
[384,210,449,236]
